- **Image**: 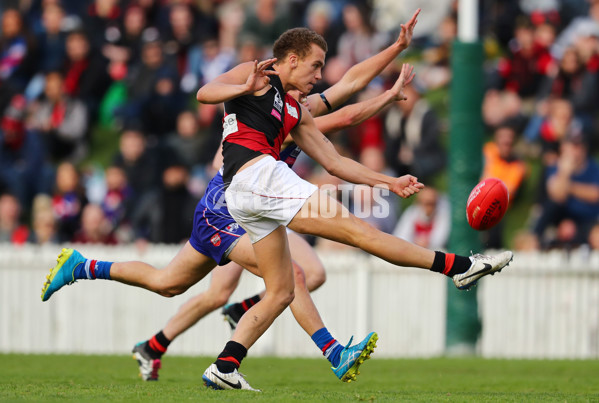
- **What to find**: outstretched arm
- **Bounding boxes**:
[196,59,278,104]
[291,106,423,198]
[314,64,415,135]
[306,8,420,117]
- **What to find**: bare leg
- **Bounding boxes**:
[287,260,325,336]
[289,190,436,269]
[288,231,326,292]
[226,232,326,326]
[230,226,295,349]
[162,262,244,340]
[110,242,218,297]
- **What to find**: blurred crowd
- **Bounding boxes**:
[2,0,599,253]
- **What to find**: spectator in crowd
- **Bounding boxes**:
[161,3,216,79]
[28,194,58,245]
[419,13,456,90]
[165,110,208,171]
[382,80,446,183]
[533,131,599,248]
[537,44,599,118]
[241,0,290,52]
[28,70,88,163]
[118,31,176,129]
[393,186,451,250]
[306,1,343,58]
[62,29,111,119]
[0,8,36,114]
[140,68,186,139]
[83,0,122,50]
[495,16,554,99]
[112,128,161,208]
[482,123,528,248]
[337,2,388,66]
[72,203,117,244]
[551,0,599,60]
[483,124,528,201]
[351,146,398,234]
[35,3,67,73]
[215,0,245,52]
[524,97,579,169]
[101,164,132,242]
[102,4,147,75]
[52,161,87,243]
[0,94,53,209]
[0,192,29,244]
[132,162,196,244]
[184,36,236,92]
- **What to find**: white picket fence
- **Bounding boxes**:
[1,245,598,358]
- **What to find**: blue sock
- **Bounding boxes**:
[311,327,342,367]
[73,259,112,280]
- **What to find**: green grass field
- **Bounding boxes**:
[1,355,598,402]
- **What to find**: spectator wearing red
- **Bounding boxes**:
[0,192,29,244]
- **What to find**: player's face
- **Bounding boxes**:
[292,43,325,94]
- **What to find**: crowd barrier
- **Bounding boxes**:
[1,245,597,358]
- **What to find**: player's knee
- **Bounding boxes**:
[157,284,188,297]
[270,288,295,311]
[306,267,326,291]
[155,277,191,297]
[210,293,230,309]
[292,263,307,290]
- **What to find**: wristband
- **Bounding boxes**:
[320,92,333,112]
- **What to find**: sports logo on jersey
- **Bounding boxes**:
[286,103,298,119]
[274,88,283,112]
[225,223,239,233]
[222,114,238,139]
[211,233,221,246]
[290,146,301,158]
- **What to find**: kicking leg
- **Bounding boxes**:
[289,190,513,289]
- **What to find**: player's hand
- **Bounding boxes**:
[389,63,415,101]
[299,93,311,112]
[396,9,420,50]
[245,58,279,94]
[389,174,424,198]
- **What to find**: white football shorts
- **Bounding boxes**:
[225,156,318,243]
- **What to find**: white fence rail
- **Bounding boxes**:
[479,250,599,358]
[0,244,446,358]
[1,245,598,358]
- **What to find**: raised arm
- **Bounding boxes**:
[196,59,278,104]
[291,105,423,198]
[314,64,414,135]
[306,8,420,117]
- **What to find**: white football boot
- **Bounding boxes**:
[202,363,260,391]
[452,251,514,290]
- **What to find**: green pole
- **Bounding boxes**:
[446,40,484,353]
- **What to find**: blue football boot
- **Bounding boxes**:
[41,248,86,301]
[332,331,378,382]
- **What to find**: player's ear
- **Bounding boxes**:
[289,54,298,69]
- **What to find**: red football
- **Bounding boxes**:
[466,178,509,231]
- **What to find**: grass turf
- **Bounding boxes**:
[0,355,598,402]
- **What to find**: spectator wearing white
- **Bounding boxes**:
[393,187,450,250]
